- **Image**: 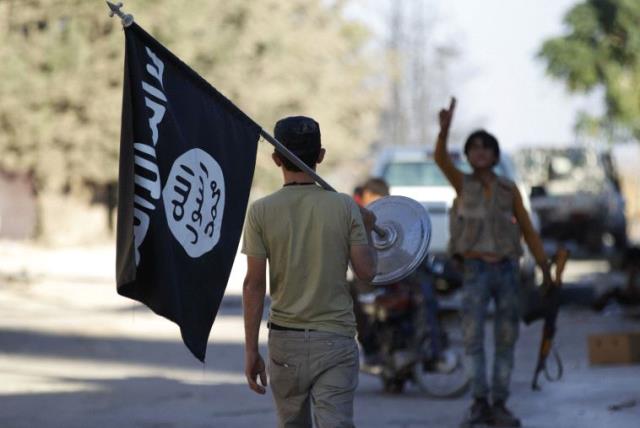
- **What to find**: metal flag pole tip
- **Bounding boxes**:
[106,1,134,27]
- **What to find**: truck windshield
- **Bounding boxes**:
[383,160,507,187]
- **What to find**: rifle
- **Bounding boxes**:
[531,247,570,391]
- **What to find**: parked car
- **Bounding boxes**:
[513,147,627,254]
[370,146,539,291]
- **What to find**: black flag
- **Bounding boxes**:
[116,23,260,361]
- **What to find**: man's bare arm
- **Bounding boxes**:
[350,207,378,282]
[243,256,268,394]
[434,97,464,194]
[513,187,552,285]
[350,244,377,282]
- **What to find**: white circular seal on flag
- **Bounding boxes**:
[162,148,225,258]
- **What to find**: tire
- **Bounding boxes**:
[382,377,405,394]
[412,311,470,398]
[584,221,605,254]
[613,230,628,251]
[412,347,470,398]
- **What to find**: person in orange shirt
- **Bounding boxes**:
[435,98,552,428]
[361,177,390,207]
[350,177,390,364]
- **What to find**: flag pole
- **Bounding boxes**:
[106,1,134,27]
[260,130,387,237]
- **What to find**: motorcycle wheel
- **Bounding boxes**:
[382,377,405,394]
[413,347,470,398]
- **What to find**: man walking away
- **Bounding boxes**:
[242,116,377,428]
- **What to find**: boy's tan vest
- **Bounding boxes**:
[449,174,523,259]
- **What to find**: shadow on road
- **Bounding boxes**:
[0,375,276,428]
[0,328,257,373]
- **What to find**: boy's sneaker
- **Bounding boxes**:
[459,398,493,428]
[491,401,521,427]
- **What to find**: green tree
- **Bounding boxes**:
[0,0,380,231]
[539,0,640,140]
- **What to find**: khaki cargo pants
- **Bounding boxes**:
[268,329,359,428]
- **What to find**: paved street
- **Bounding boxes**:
[0,242,639,427]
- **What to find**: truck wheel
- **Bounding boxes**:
[584,227,603,254]
[383,377,405,394]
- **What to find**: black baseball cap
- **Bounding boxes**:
[274,116,321,153]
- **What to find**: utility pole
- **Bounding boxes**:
[386,0,407,146]
[408,0,430,146]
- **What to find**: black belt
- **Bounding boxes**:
[268,322,315,332]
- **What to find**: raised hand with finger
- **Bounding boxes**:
[438,97,457,136]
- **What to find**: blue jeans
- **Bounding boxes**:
[418,277,442,358]
[461,258,520,402]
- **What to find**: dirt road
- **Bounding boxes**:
[0,242,638,427]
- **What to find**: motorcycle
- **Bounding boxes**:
[357,256,470,397]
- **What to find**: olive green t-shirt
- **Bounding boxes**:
[241,184,368,336]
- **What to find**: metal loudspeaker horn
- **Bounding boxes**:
[367,196,432,285]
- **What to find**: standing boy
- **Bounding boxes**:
[435,99,551,428]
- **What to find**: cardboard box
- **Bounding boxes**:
[588,332,640,365]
